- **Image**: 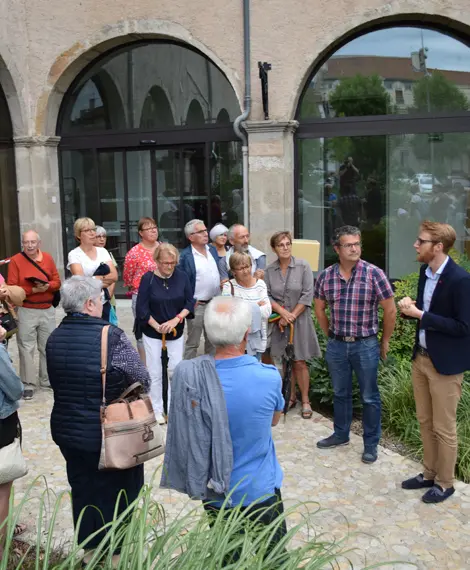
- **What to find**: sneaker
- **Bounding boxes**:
[23,389,34,400]
[402,473,435,490]
[361,446,378,464]
[316,434,350,449]
[422,484,455,504]
[156,414,166,425]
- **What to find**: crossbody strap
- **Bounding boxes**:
[20,252,50,281]
[101,325,110,407]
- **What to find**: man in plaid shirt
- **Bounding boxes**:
[314,226,396,463]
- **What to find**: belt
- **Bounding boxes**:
[417,346,430,358]
[328,332,376,343]
[196,300,211,305]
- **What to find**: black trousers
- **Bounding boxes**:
[203,488,287,565]
[60,447,144,550]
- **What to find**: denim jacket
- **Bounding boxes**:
[0,343,23,419]
[160,355,233,502]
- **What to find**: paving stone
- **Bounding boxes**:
[5,301,470,568]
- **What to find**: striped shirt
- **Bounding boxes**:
[314,259,393,337]
[222,279,271,351]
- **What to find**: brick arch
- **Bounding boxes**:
[38,19,243,136]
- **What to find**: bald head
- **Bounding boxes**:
[22,230,41,258]
[228,224,250,249]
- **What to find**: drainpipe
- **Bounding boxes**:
[233,0,251,228]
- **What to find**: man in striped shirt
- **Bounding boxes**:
[314,226,396,464]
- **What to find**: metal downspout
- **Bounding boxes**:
[233,0,251,228]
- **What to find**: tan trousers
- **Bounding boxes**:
[17,306,56,388]
[184,303,214,360]
[412,354,463,489]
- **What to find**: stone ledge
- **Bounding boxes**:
[14,136,61,148]
[243,120,299,134]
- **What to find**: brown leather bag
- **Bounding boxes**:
[98,326,165,470]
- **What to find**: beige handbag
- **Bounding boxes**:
[0,438,28,484]
[98,326,165,471]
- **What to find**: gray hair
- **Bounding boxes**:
[204,296,252,347]
[333,225,361,246]
[228,224,246,242]
[95,225,106,237]
[61,276,102,313]
[22,230,41,242]
[184,219,205,238]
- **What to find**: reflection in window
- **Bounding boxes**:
[299,27,470,119]
[59,42,240,133]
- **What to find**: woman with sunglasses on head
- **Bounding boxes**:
[68,217,117,322]
[123,217,161,363]
[136,244,194,424]
[264,231,320,419]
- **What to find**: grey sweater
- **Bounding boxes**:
[160,355,233,503]
[0,343,23,419]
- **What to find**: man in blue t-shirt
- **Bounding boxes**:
[203,296,286,544]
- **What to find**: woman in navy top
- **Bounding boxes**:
[136,243,194,423]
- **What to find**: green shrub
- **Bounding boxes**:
[1,477,392,569]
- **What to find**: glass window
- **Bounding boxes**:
[299,27,470,119]
[60,42,240,133]
[297,131,470,279]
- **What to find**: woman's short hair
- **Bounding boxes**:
[154,243,179,264]
[61,276,102,313]
[419,220,456,254]
[204,296,252,347]
[74,217,96,240]
[138,217,157,233]
[270,231,292,250]
[95,225,106,237]
[229,250,252,272]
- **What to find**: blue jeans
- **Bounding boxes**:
[325,337,381,447]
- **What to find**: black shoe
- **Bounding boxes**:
[362,446,378,464]
[316,434,350,449]
[23,389,34,400]
[402,473,435,490]
[422,484,455,504]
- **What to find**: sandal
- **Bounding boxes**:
[288,398,297,410]
[301,402,313,420]
[13,523,27,537]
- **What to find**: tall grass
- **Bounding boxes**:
[1,475,397,569]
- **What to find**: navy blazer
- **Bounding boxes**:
[179,244,219,297]
[413,257,470,375]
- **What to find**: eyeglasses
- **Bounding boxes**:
[191,229,208,235]
[82,228,97,234]
[22,241,38,246]
[276,243,292,250]
[159,261,177,266]
[339,242,362,249]
[234,265,251,272]
[415,237,440,246]
[142,226,158,232]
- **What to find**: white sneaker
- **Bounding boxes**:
[156,414,166,425]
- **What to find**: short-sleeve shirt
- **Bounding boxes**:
[67,247,111,277]
[314,259,393,337]
[213,356,284,507]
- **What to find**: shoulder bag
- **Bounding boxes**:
[0,420,28,485]
[0,301,18,339]
[98,326,165,470]
[20,252,60,308]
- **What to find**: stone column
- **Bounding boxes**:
[14,136,64,272]
[243,120,298,262]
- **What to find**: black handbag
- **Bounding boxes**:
[20,253,60,308]
[0,302,18,339]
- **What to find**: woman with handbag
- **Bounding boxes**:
[0,325,26,558]
[46,276,151,565]
[136,243,194,424]
[67,217,117,322]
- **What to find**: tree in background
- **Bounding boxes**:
[412,71,469,113]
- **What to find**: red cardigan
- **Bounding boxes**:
[7,251,61,309]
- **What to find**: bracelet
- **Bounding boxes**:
[176,314,184,323]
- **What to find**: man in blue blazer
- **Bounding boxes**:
[399,221,470,503]
[179,219,220,360]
